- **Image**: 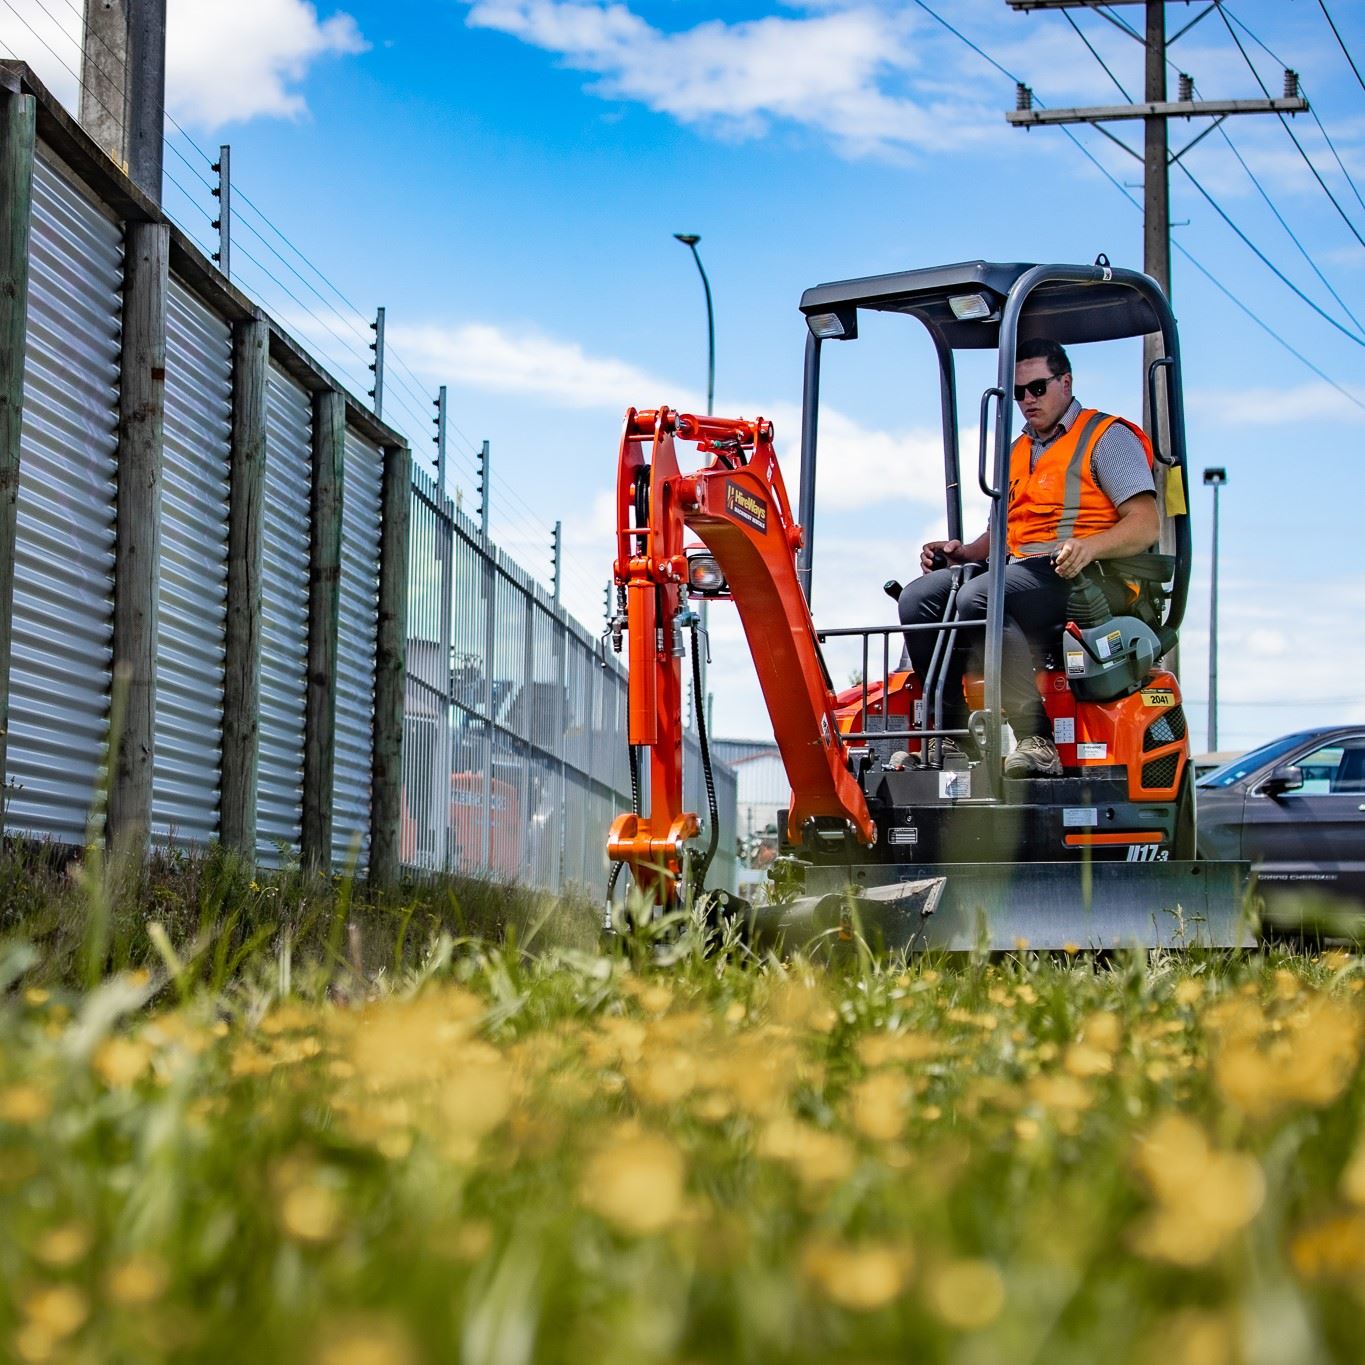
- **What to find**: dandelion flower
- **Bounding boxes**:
[926,1259,1005,1331]
[581,1129,686,1236]
[280,1183,343,1245]
[33,1224,92,1268]
[0,1084,51,1124]
[315,1316,417,1365]
[106,1254,169,1306]
[22,1285,88,1339]
[802,1239,910,1312]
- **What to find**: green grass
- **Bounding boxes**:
[2,853,1365,1363]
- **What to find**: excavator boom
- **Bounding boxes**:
[607,408,873,907]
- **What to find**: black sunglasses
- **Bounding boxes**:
[1014,375,1066,402]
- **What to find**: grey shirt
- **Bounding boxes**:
[1025,397,1155,508]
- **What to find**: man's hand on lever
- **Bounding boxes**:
[920,539,963,574]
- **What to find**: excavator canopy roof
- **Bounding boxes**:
[799,260,1163,351]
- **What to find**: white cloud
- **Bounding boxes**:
[0,0,366,129]
[391,320,690,411]
[394,318,961,514]
[1192,381,1365,426]
[167,0,367,127]
[460,0,1004,158]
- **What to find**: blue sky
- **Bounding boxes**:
[3,0,1363,750]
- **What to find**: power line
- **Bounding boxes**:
[1175,161,1364,347]
[1050,6,1365,347]
[1062,9,1132,102]
[1200,107,1365,340]
[909,0,1365,414]
[1219,4,1365,252]
[1317,0,1365,95]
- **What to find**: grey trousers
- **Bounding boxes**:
[897,558,1071,741]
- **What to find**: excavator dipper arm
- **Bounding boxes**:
[607,407,875,908]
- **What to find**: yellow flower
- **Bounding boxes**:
[1289,1212,1365,1281]
[756,1117,856,1191]
[1341,1146,1365,1206]
[23,988,49,1006]
[580,1128,686,1236]
[106,1253,169,1306]
[0,1084,51,1124]
[279,1181,343,1245]
[1173,978,1204,1007]
[801,1238,910,1312]
[1131,1116,1264,1266]
[1212,996,1362,1119]
[857,1033,941,1067]
[1064,1044,1113,1078]
[926,1259,1005,1331]
[32,1223,92,1268]
[849,1072,908,1142]
[723,1001,746,1024]
[22,1284,88,1339]
[1138,1310,1237,1365]
[314,1316,417,1365]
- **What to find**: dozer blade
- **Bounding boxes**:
[746,860,1252,952]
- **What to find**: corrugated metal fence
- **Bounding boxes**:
[401,463,737,897]
[0,70,735,898]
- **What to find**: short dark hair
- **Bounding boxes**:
[1016,337,1071,377]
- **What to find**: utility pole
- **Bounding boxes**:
[80,0,165,203]
[212,144,230,279]
[1006,1,1304,672]
[1202,466,1226,751]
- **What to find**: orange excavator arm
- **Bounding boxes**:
[607,407,875,907]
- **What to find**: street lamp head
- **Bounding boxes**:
[1203,467,1228,486]
[673,233,701,247]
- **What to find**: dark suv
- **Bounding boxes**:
[1196,726,1365,907]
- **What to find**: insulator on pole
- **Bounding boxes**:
[1016,82,1033,112]
[1283,69,1299,100]
[1177,72,1193,102]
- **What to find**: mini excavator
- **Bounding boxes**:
[605,260,1250,950]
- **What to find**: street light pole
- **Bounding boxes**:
[674,232,715,737]
[1203,467,1227,751]
[673,233,714,416]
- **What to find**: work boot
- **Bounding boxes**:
[1004,734,1063,778]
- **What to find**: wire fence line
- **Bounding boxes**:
[401,462,737,898]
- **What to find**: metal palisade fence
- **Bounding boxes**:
[402,462,737,897]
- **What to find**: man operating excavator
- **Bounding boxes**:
[898,338,1160,778]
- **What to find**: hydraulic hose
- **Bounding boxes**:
[603,739,643,932]
[689,618,720,901]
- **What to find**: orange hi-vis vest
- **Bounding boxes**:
[1006,409,1154,559]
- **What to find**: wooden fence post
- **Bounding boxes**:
[0,90,36,841]
[369,442,410,889]
[108,218,168,859]
[302,389,344,872]
[220,316,268,860]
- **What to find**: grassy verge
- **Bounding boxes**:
[2,856,1365,1362]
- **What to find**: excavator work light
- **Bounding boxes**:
[687,551,728,596]
[948,292,998,321]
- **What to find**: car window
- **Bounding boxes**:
[1270,737,1365,795]
[1197,732,1314,788]
[1296,744,1344,795]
